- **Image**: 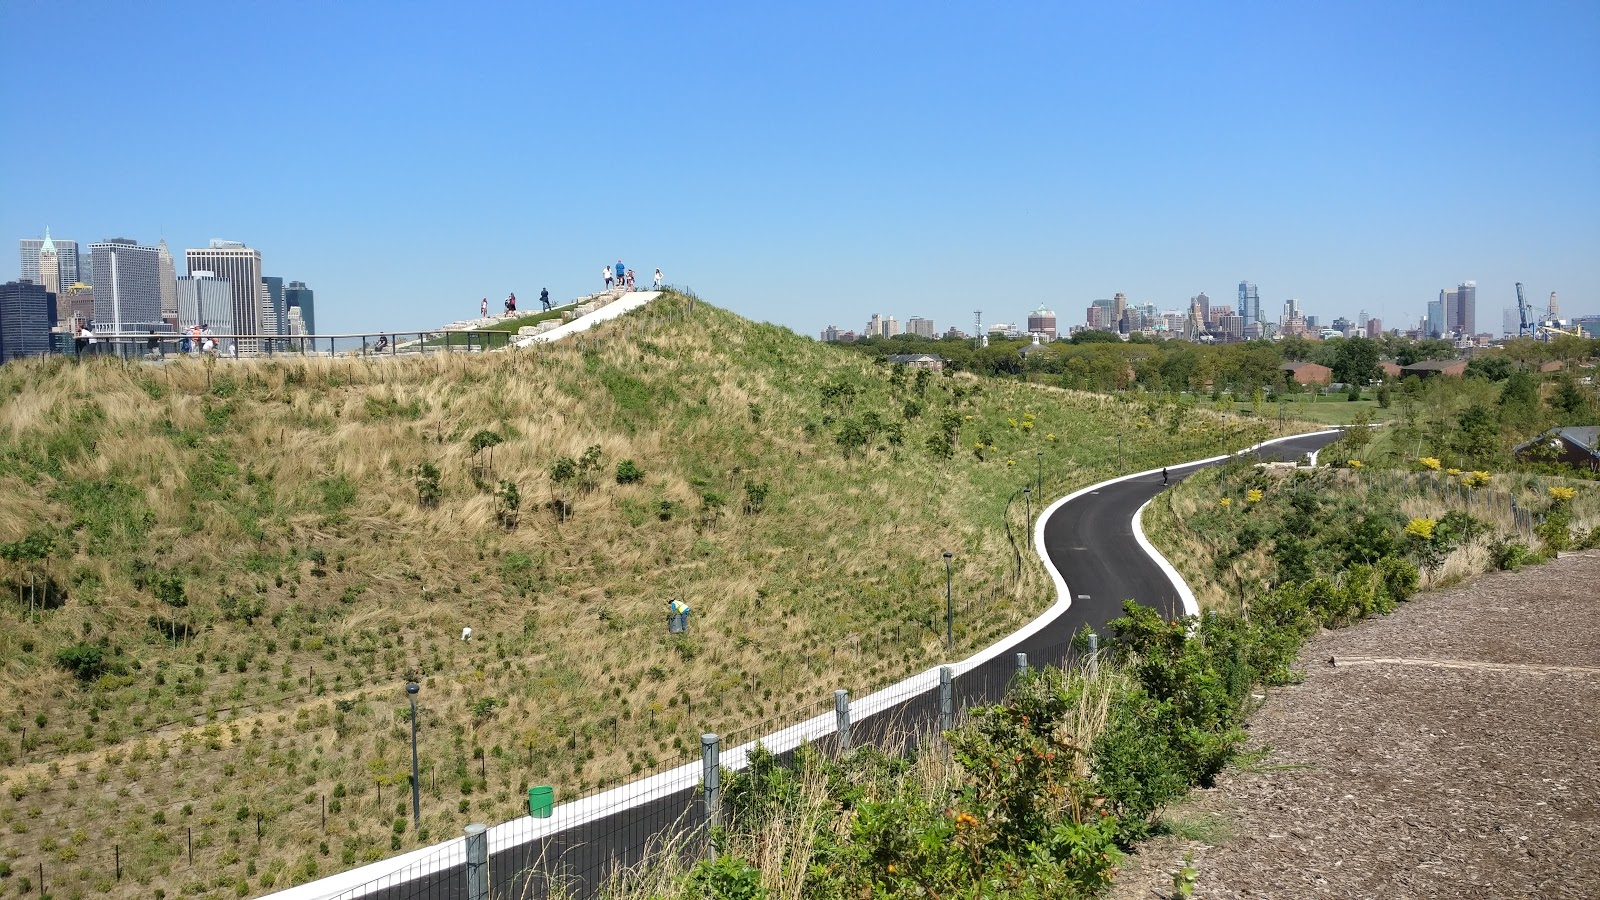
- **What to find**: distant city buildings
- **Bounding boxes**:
[20,230,80,289]
[177,272,235,334]
[157,239,178,324]
[285,280,315,334]
[1443,281,1476,339]
[89,239,165,332]
[1426,296,1445,339]
[1026,305,1056,340]
[905,316,935,338]
[185,240,264,344]
[0,280,53,363]
[1238,281,1260,324]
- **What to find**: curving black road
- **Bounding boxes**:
[1040,430,1345,637]
[320,430,1345,900]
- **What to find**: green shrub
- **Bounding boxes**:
[614,459,644,484]
[55,642,107,681]
[1490,539,1533,571]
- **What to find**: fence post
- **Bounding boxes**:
[1015,652,1028,676]
[701,733,721,831]
[939,666,953,733]
[464,823,488,900]
[1087,632,1099,677]
[834,689,852,752]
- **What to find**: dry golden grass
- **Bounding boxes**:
[0,293,1265,898]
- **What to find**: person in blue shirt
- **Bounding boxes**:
[615,260,625,287]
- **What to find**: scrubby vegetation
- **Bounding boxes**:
[0,292,1277,898]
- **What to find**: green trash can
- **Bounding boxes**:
[528,785,554,818]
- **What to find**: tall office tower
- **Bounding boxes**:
[156,240,179,323]
[1548,292,1560,320]
[176,272,236,334]
[89,239,164,332]
[37,232,61,297]
[1282,297,1300,323]
[285,280,315,333]
[820,325,841,342]
[1191,292,1210,324]
[1306,315,1320,330]
[21,229,80,289]
[1086,305,1104,330]
[1450,281,1476,338]
[1112,292,1127,325]
[0,281,53,363]
[884,315,900,337]
[906,316,935,338]
[186,240,263,345]
[865,313,883,337]
[1426,296,1445,338]
[1026,305,1057,340]
[1502,307,1519,338]
[261,276,285,339]
[1366,318,1382,339]
[1218,313,1244,341]
[1358,309,1369,332]
[1237,282,1260,323]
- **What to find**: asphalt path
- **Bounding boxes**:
[313,430,1346,900]
[1040,431,1345,637]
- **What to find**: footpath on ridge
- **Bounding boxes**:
[1108,548,1600,899]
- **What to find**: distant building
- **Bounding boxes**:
[1026,304,1057,340]
[1379,361,1403,379]
[1112,293,1127,326]
[884,353,944,371]
[883,315,900,337]
[177,272,235,334]
[1086,305,1104,330]
[61,283,94,330]
[1192,292,1210,324]
[1306,315,1320,330]
[906,316,935,338]
[1365,318,1382,339]
[1218,313,1244,341]
[1280,361,1332,385]
[1548,292,1560,320]
[1401,359,1467,378]
[156,239,179,323]
[261,275,285,340]
[1426,296,1445,339]
[1238,281,1260,324]
[285,280,315,333]
[1444,281,1476,338]
[0,280,53,363]
[865,314,884,337]
[821,325,843,342]
[20,230,80,288]
[943,326,966,340]
[1514,426,1600,473]
[89,239,165,333]
[186,240,264,346]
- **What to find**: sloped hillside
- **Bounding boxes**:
[0,291,1263,897]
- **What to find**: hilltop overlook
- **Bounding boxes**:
[0,291,1269,897]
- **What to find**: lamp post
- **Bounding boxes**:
[1035,451,1043,496]
[1024,486,1031,530]
[406,682,421,832]
[943,552,954,650]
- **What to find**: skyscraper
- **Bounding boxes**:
[21,229,79,289]
[37,232,61,297]
[261,275,285,340]
[185,240,263,346]
[285,280,315,333]
[1447,281,1476,338]
[156,240,179,323]
[89,239,164,332]
[1549,292,1560,320]
[906,316,935,338]
[1112,292,1127,325]
[884,315,900,337]
[0,281,53,363]
[1192,292,1210,324]
[1026,305,1057,340]
[1237,282,1260,324]
[177,272,235,334]
[1426,296,1445,339]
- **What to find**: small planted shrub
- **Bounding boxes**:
[614,459,644,485]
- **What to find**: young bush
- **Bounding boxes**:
[614,459,644,484]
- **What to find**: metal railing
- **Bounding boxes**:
[65,329,515,359]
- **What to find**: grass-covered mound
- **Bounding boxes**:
[0,292,1266,897]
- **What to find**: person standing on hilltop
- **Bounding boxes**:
[604,265,613,291]
[540,288,551,311]
[625,269,635,291]
[506,292,517,316]
[653,268,663,290]
[615,260,625,290]
[481,297,488,318]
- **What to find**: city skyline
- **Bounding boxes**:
[1,2,1596,338]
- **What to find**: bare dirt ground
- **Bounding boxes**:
[1110,549,1600,900]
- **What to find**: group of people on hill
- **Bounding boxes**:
[602,261,664,292]
[479,288,555,320]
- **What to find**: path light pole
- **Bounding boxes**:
[943,552,954,650]
[407,682,421,831]
[1036,451,1043,496]
[1024,487,1031,531]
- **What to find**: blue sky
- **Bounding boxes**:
[3,0,1596,336]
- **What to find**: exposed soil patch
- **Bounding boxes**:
[1110,550,1600,900]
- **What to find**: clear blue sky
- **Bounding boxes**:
[3,0,1596,336]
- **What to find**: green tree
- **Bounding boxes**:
[1331,337,1381,386]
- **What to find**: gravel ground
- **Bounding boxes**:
[1109,550,1600,900]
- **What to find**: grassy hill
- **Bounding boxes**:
[0,291,1273,897]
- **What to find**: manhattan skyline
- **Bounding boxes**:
[2,1,1595,337]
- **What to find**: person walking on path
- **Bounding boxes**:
[481,297,488,318]
[653,268,663,290]
[603,265,613,290]
[614,260,625,290]
[506,292,517,316]
[540,288,551,311]
[1162,467,1169,486]
[625,269,635,291]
